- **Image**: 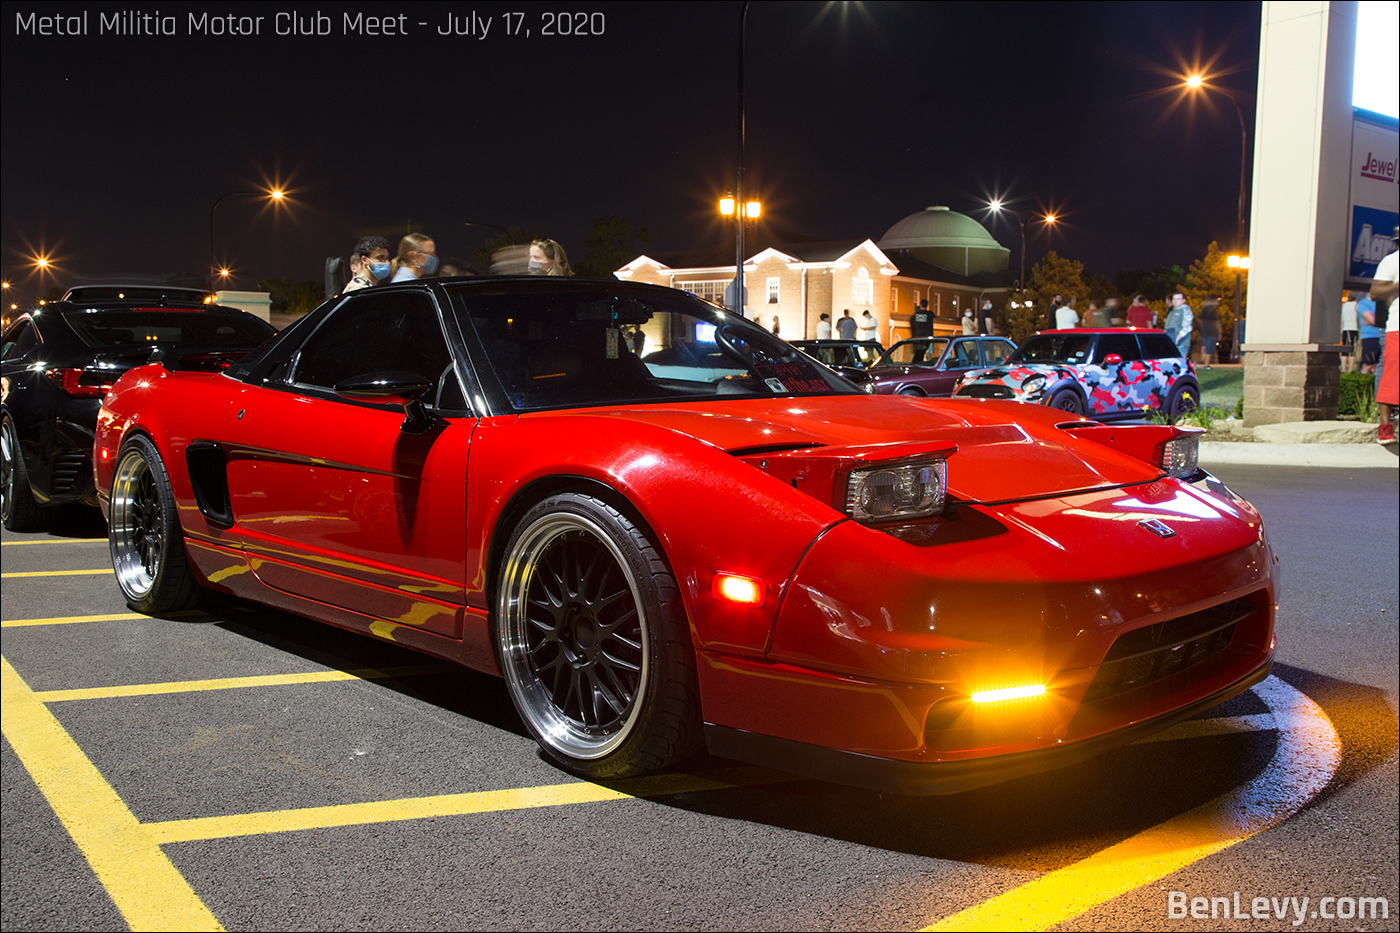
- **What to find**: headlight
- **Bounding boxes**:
[1021,373,1048,397]
[845,459,947,523]
[1157,434,1199,477]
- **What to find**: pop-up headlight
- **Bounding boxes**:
[845,459,947,524]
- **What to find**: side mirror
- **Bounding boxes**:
[334,371,438,434]
[1103,353,1123,366]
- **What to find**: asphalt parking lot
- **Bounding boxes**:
[3,463,1396,932]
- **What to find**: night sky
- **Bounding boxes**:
[2,1,1264,299]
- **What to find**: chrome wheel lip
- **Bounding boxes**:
[498,511,649,761]
[109,450,161,601]
[0,420,15,522]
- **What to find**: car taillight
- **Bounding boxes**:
[45,368,116,398]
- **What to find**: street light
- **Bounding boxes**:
[986,201,1057,296]
[719,195,761,312]
[1227,253,1251,360]
[1183,75,1249,270]
[730,0,754,315]
[209,187,286,291]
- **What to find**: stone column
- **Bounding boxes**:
[1241,1,1356,426]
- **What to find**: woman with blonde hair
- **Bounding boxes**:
[390,232,439,282]
[528,238,571,276]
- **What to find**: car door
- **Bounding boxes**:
[929,338,983,395]
[1087,333,1144,414]
[220,288,475,638]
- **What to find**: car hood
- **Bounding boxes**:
[962,363,1079,384]
[555,396,1162,504]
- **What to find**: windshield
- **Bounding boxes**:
[797,342,883,369]
[1007,332,1094,365]
[62,309,275,350]
[452,285,860,411]
[877,338,949,367]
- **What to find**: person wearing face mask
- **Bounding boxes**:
[390,233,439,282]
[341,235,392,294]
[527,238,572,276]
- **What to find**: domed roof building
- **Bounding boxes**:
[877,206,1010,277]
[615,205,1014,344]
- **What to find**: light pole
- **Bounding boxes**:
[987,202,1056,323]
[209,188,284,291]
[1227,253,1250,362]
[731,0,753,315]
[719,196,761,312]
[1185,75,1250,349]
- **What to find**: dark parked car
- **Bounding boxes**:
[1,295,275,529]
[955,328,1200,420]
[868,335,1017,396]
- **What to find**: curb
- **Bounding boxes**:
[1200,442,1399,469]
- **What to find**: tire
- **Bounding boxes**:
[1048,388,1085,415]
[108,435,201,614]
[494,492,702,779]
[897,387,925,396]
[1,416,44,532]
[1166,384,1200,423]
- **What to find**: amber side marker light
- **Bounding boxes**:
[971,684,1047,704]
[712,573,766,607]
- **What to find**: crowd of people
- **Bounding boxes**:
[339,233,572,294]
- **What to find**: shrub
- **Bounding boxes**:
[1338,372,1375,417]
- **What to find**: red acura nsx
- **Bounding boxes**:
[94,278,1276,794]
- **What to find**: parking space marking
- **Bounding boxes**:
[1,656,224,932]
[3,612,145,628]
[922,677,1340,932]
[1,538,109,546]
[33,664,449,702]
[146,767,790,844]
[2,568,113,578]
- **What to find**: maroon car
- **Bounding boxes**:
[869,335,1016,396]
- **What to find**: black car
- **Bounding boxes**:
[1,295,275,529]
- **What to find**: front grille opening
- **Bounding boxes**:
[1082,597,1256,704]
[960,384,1015,399]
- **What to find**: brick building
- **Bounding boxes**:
[615,206,1014,344]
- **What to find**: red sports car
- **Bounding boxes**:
[94,278,1276,794]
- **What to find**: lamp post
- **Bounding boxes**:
[719,196,761,312]
[1185,75,1250,349]
[209,188,284,291]
[730,0,753,315]
[987,202,1057,323]
[1227,253,1250,362]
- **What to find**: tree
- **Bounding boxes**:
[996,289,1041,344]
[471,226,540,275]
[1184,240,1245,357]
[574,216,651,279]
[1118,265,1188,302]
[256,277,324,316]
[1028,251,1087,326]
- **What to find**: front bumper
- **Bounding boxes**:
[704,648,1273,795]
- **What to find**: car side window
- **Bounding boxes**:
[2,320,37,361]
[292,291,453,396]
[982,340,1014,364]
[948,340,979,367]
[1095,334,1142,363]
[1137,332,1183,360]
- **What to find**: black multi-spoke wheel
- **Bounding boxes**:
[495,493,702,778]
[1,416,44,532]
[1049,388,1085,415]
[1166,384,1200,423]
[108,435,199,613]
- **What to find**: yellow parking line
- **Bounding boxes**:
[3,613,145,628]
[922,677,1339,931]
[146,767,790,844]
[1,538,108,545]
[35,664,449,702]
[2,568,113,578]
[1,656,223,931]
